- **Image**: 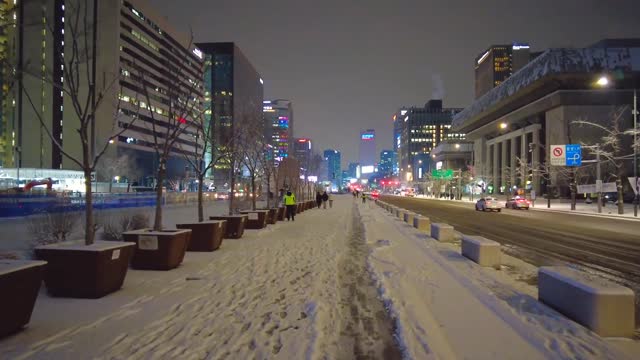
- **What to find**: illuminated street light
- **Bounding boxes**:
[596,75,610,87]
[499,122,507,129]
[455,143,460,149]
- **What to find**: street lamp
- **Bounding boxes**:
[499,122,508,129]
[596,74,638,216]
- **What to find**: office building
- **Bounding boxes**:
[293,138,312,174]
[347,162,359,179]
[475,43,531,99]
[379,150,396,177]
[359,129,376,176]
[323,149,341,188]
[454,39,640,198]
[4,0,205,185]
[263,99,293,165]
[398,100,464,182]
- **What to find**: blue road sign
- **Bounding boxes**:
[565,144,582,166]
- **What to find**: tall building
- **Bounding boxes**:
[197,42,264,185]
[475,43,531,99]
[379,150,396,177]
[398,100,464,182]
[293,138,312,174]
[392,108,407,155]
[6,0,205,182]
[0,1,18,168]
[359,129,376,176]
[347,162,359,179]
[323,149,341,187]
[263,99,293,165]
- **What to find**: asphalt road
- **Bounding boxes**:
[381,195,640,324]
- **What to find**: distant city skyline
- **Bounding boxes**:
[150,0,640,165]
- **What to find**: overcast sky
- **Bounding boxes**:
[150,0,640,168]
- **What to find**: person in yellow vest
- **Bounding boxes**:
[284,190,296,221]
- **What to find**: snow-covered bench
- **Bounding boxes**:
[403,211,415,224]
[538,266,635,337]
[461,235,501,267]
[430,223,454,242]
[413,216,430,233]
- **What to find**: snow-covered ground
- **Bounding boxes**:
[1,196,638,359]
[361,200,640,359]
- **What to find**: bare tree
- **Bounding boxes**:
[14,2,138,245]
[261,146,277,208]
[136,34,204,230]
[574,106,631,214]
[96,154,141,192]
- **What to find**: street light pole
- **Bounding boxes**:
[596,144,602,214]
[634,87,638,217]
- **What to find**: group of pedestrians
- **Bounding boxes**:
[316,191,332,209]
[280,189,333,222]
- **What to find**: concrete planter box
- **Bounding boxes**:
[209,215,247,239]
[297,203,304,213]
[239,210,269,229]
[261,208,278,224]
[35,241,134,298]
[176,220,226,252]
[123,229,191,270]
[277,206,286,221]
[461,235,501,267]
[431,223,455,242]
[0,260,47,337]
[539,266,635,337]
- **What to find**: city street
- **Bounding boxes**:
[381,195,640,323]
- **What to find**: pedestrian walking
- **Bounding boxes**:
[362,193,366,204]
[284,191,296,221]
[321,191,329,209]
[316,191,322,209]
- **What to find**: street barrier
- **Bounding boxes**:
[394,208,403,218]
[413,216,430,233]
[538,266,635,337]
[430,223,455,242]
[403,211,415,224]
[461,235,501,267]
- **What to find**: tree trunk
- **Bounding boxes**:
[251,175,256,210]
[197,173,204,222]
[228,159,235,215]
[266,176,271,209]
[84,168,95,245]
[154,162,165,231]
[617,179,624,214]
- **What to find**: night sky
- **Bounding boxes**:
[150,0,640,168]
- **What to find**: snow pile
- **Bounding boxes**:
[360,202,637,359]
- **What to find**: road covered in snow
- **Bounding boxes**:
[0,196,637,359]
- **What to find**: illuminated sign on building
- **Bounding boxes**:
[192,48,203,59]
[361,165,375,174]
[361,133,374,140]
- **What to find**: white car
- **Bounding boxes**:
[475,197,501,212]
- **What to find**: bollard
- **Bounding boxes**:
[413,216,430,233]
[461,235,501,267]
[430,223,455,242]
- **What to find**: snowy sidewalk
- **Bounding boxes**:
[360,201,638,359]
[0,196,388,359]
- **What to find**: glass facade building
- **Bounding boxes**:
[475,43,531,99]
[323,149,341,188]
[379,150,396,177]
[263,99,293,165]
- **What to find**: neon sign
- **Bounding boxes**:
[361,134,374,140]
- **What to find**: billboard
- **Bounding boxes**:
[361,165,375,174]
[361,133,374,141]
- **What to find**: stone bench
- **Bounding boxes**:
[430,223,455,242]
[403,211,415,224]
[461,235,501,267]
[538,266,635,337]
[413,216,430,233]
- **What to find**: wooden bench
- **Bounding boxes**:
[538,266,635,337]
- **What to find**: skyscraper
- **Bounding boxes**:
[323,149,341,188]
[398,100,464,181]
[359,129,376,176]
[379,150,396,177]
[263,99,293,165]
[197,42,264,184]
[475,43,531,99]
[293,138,312,174]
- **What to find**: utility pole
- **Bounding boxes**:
[633,87,638,217]
[596,144,602,214]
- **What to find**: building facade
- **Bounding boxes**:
[398,100,464,182]
[323,149,341,188]
[197,42,264,186]
[454,39,640,199]
[293,137,312,174]
[378,150,396,177]
[359,129,376,176]
[263,99,293,165]
[4,0,205,187]
[475,43,531,99]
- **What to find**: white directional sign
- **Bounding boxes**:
[550,145,566,166]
